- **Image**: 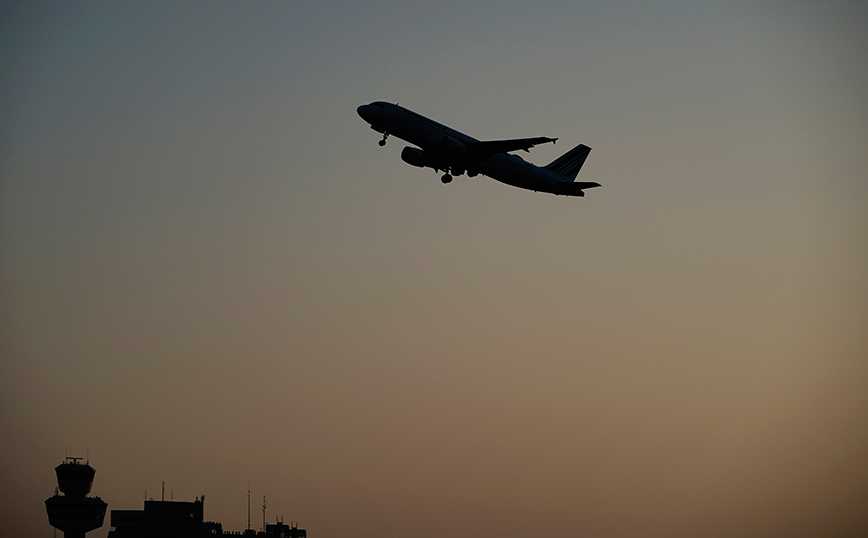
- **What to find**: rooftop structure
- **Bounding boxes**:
[108,497,222,537]
[107,495,305,537]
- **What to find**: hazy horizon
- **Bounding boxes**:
[2,1,867,537]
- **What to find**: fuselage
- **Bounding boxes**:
[357,101,592,196]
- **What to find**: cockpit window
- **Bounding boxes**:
[374,103,385,109]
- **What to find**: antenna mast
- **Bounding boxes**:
[247,484,251,530]
[262,495,267,532]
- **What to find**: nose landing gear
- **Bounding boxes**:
[441,173,452,184]
[378,133,389,147]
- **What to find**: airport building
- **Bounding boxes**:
[46,458,306,538]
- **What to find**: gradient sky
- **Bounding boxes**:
[2,1,867,537]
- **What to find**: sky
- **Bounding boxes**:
[1,1,867,537]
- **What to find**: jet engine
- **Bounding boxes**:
[401,147,434,168]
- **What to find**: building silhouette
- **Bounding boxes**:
[260,520,306,538]
[45,457,108,538]
[107,497,222,537]
[45,458,306,537]
[106,495,307,537]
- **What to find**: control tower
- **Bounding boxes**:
[45,457,108,538]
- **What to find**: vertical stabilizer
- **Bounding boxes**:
[545,144,591,180]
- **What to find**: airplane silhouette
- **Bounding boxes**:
[357,101,599,197]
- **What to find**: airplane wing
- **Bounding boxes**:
[467,137,557,159]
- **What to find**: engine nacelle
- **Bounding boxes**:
[401,146,433,168]
[439,135,467,159]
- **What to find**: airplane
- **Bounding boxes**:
[357,101,599,197]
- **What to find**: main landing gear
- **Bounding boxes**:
[378,133,389,146]
[441,173,452,184]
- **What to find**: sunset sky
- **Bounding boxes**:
[2,1,867,537]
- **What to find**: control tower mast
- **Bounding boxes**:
[45,457,108,538]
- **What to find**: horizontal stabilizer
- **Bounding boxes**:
[552,181,600,197]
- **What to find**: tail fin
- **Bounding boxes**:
[545,144,591,181]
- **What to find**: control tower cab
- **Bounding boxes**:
[45,457,107,538]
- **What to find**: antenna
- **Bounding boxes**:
[162,481,165,501]
[262,495,267,532]
[247,484,251,531]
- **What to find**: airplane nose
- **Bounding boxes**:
[358,104,382,124]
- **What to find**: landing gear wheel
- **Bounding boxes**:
[441,174,453,184]
[378,133,389,147]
